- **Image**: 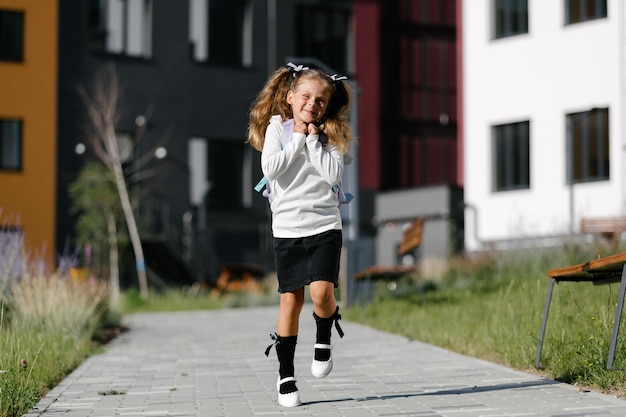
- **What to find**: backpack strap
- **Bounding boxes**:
[333,182,354,205]
[254,176,268,193]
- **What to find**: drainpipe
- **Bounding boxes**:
[463,203,483,250]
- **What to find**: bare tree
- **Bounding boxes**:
[78,64,149,299]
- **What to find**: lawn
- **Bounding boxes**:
[344,243,626,397]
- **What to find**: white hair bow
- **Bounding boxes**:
[287,62,310,74]
[330,74,348,82]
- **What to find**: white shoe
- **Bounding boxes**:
[276,376,301,407]
[311,343,333,378]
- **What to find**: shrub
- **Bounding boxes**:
[0,274,111,417]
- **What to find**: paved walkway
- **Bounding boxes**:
[23,306,626,416]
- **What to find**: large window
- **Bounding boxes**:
[0,10,24,62]
[494,0,528,39]
[565,0,607,25]
[189,0,252,67]
[493,121,530,191]
[296,5,351,75]
[567,108,609,184]
[88,0,152,58]
[0,119,22,171]
[207,139,244,209]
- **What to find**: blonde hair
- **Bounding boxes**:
[247,65,354,154]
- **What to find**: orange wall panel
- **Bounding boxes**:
[0,0,58,270]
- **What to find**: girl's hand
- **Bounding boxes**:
[307,122,319,136]
[294,120,309,134]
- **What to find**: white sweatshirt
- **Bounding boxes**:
[261,115,344,238]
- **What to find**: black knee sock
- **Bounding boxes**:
[275,335,298,394]
[313,306,341,361]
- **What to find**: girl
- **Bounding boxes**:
[248,63,354,407]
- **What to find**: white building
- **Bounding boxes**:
[463,0,626,251]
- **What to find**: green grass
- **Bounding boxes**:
[120,288,225,313]
[0,275,111,417]
[344,244,626,396]
[0,316,95,416]
[119,285,281,314]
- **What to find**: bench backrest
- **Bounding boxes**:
[581,217,626,234]
[397,217,424,256]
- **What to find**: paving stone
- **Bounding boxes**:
[21,306,626,416]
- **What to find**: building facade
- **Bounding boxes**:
[463,0,621,251]
[57,0,355,284]
[2,0,467,288]
[351,0,464,271]
[0,0,58,270]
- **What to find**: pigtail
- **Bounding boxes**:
[247,67,293,151]
[323,80,354,154]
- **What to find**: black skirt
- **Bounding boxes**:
[273,229,342,293]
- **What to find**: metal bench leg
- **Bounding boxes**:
[535,278,556,369]
[607,264,626,370]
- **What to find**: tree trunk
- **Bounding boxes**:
[106,212,120,303]
[110,160,149,299]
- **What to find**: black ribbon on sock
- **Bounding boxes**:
[333,308,345,338]
[314,306,345,339]
[264,332,279,357]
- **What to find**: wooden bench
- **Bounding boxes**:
[535,251,626,370]
[353,218,424,297]
[581,217,626,241]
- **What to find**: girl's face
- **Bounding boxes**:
[287,78,331,124]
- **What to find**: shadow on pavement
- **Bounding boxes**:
[302,378,559,406]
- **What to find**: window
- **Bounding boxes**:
[493,121,530,191]
[88,0,152,58]
[207,139,244,209]
[494,0,528,39]
[189,0,253,67]
[565,0,607,24]
[296,5,351,75]
[0,119,22,171]
[0,10,24,62]
[567,108,609,184]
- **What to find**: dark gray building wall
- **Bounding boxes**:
[56,0,351,283]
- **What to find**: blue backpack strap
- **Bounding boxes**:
[333,182,353,205]
[254,177,268,192]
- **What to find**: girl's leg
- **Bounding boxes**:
[277,288,305,336]
[274,288,304,406]
[309,281,342,378]
[309,280,336,318]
